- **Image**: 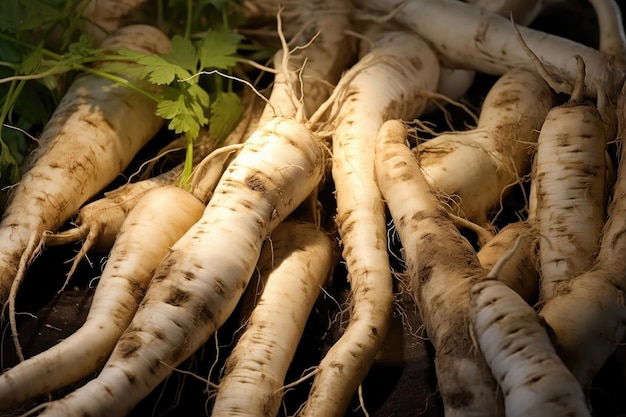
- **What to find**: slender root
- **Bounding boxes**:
[511,15,572,94]
[486,234,524,279]
[8,233,43,362]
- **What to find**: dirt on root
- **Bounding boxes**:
[3,1,626,416]
[4,244,626,417]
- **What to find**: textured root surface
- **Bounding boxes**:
[3,2,626,416]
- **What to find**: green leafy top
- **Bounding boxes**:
[107,27,243,141]
[0,0,90,197]
[0,0,248,196]
[102,22,244,188]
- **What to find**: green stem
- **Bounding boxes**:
[0,82,17,135]
[222,7,229,30]
[80,66,162,102]
[157,0,165,33]
[180,134,194,190]
[214,74,223,94]
[0,80,25,134]
[78,54,148,64]
[0,66,63,84]
[61,0,91,51]
[185,0,193,40]
[9,79,26,110]
[0,62,161,103]
[0,80,26,183]
[221,7,234,92]
[181,0,195,191]
[0,61,19,70]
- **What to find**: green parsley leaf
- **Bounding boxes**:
[209,91,241,142]
[118,48,194,85]
[162,35,198,72]
[19,43,44,74]
[0,0,65,32]
[97,61,146,80]
[0,139,21,185]
[2,127,29,166]
[0,38,22,65]
[156,85,209,139]
[66,35,96,59]
[188,83,210,107]
[197,28,242,70]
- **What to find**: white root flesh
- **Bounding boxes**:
[259,0,354,125]
[470,279,591,417]
[477,163,539,304]
[435,0,554,106]
[211,220,335,417]
[297,29,439,417]
[44,170,178,274]
[353,0,622,99]
[46,90,264,274]
[0,24,170,325]
[375,119,499,416]
[5,1,626,415]
[0,185,204,409]
[534,57,608,301]
[352,20,475,106]
[588,0,626,67]
[537,83,626,387]
[417,67,554,229]
[477,221,539,303]
[28,115,326,417]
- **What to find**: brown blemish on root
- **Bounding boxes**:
[330,362,344,372]
[103,385,114,398]
[166,288,190,307]
[410,56,423,71]
[443,389,474,409]
[490,90,521,110]
[199,303,215,323]
[129,281,146,305]
[123,369,136,384]
[418,264,433,284]
[246,174,267,192]
[149,359,161,375]
[213,278,226,296]
[118,334,142,359]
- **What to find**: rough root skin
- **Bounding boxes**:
[375,119,500,416]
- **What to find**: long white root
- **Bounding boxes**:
[211,220,335,417]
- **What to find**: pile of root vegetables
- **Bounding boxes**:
[2,0,626,416]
